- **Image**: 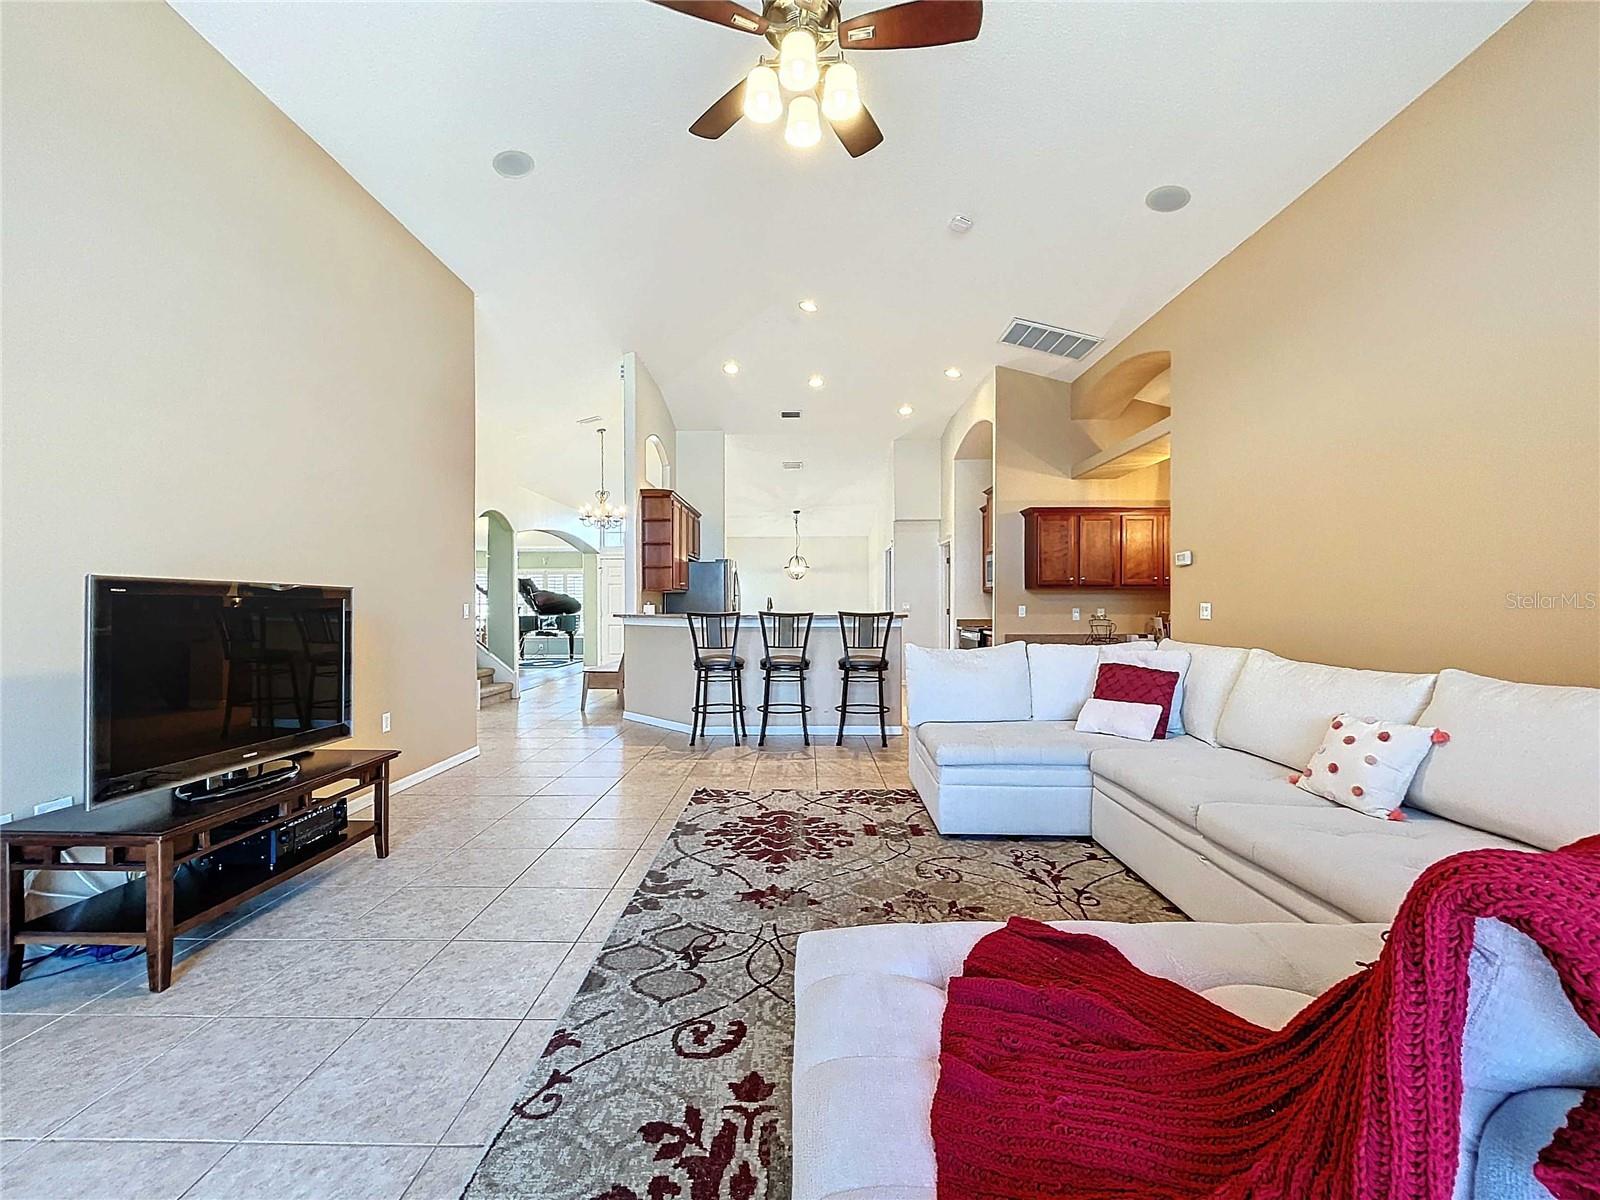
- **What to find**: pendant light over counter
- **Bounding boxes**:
[784,509,809,580]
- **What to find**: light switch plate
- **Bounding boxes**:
[1199,602,1213,620]
[1174,550,1194,567]
[1017,605,1026,617]
[462,602,471,619]
[381,711,392,734]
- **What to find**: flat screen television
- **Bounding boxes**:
[86,576,352,807]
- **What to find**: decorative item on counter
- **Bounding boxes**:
[1088,617,1119,645]
[643,602,656,615]
[1151,613,1170,641]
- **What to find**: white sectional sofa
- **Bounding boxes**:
[792,917,1600,1200]
[905,639,1600,923]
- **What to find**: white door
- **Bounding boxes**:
[598,554,626,662]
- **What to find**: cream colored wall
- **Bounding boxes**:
[992,368,1170,643]
[0,2,478,814]
[728,536,877,614]
[1070,3,1598,685]
[939,374,997,543]
[622,353,678,610]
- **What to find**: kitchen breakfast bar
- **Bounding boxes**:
[618,613,905,738]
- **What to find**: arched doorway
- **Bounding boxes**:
[951,419,994,649]
[645,434,671,490]
[514,528,601,672]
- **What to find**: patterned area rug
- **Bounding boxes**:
[464,787,1181,1200]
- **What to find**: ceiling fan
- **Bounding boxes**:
[650,0,983,157]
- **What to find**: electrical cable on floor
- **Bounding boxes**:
[18,943,144,982]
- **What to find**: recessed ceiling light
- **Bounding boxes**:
[807,374,824,389]
[492,150,534,178]
[721,360,740,376]
[898,403,914,417]
[797,299,818,314]
[1145,185,1191,213]
[944,367,963,380]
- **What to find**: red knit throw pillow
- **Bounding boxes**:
[1092,663,1180,740]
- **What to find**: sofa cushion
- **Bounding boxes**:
[1091,740,1324,830]
[1159,639,1250,746]
[904,641,1030,727]
[915,721,1198,770]
[1199,983,1314,1030]
[1196,802,1532,923]
[1406,669,1600,851]
[1214,649,1437,769]
[1025,643,1100,721]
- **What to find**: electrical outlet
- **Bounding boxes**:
[1199,602,1213,621]
[1072,608,1081,622]
[1174,550,1194,567]
[381,711,392,734]
[34,795,73,816]
[1017,605,1026,617]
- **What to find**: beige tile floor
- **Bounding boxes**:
[0,662,909,1199]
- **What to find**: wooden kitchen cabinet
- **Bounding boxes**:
[1021,506,1170,589]
[640,488,701,593]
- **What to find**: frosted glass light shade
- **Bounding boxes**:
[778,30,819,91]
[784,95,822,148]
[743,65,782,124]
[821,62,861,121]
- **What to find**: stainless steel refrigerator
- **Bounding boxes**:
[660,559,740,613]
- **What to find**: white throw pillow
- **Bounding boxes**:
[1157,639,1249,747]
[1097,646,1192,737]
[1025,644,1101,721]
[1215,649,1437,769]
[1293,714,1442,819]
[1074,698,1164,741]
[904,641,1031,727]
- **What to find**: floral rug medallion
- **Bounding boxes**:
[464,786,1181,1199]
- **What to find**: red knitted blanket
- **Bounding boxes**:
[931,838,1600,1199]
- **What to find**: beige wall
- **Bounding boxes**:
[0,2,478,817]
[993,368,1170,643]
[1071,2,1599,685]
[622,353,678,610]
[728,536,877,614]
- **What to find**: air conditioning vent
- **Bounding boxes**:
[781,461,804,471]
[998,318,1102,360]
[780,410,802,419]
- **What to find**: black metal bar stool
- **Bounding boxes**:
[756,611,814,746]
[835,611,893,748]
[686,612,747,746]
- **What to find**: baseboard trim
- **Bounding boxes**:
[391,745,481,795]
[622,711,903,737]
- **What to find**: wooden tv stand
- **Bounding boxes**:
[1,748,396,993]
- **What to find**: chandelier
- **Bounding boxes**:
[784,509,809,580]
[578,427,624,532]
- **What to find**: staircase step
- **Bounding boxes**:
[476,667,495,681]
[478,681,515,707]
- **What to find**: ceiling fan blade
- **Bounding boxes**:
[831,103,884,157]
[649,0,770,36]
[837,0,982,49]
[690,78,747,139]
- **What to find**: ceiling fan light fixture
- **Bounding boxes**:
[821,62,861,121]
[778,29,820,91]
[784,95,822,149]
[743,65,783,124]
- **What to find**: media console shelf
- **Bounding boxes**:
[1,748,396,993]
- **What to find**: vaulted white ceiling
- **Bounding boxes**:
[175,0,1519,512]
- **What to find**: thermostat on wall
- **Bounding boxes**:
[1173,550,1194,567]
